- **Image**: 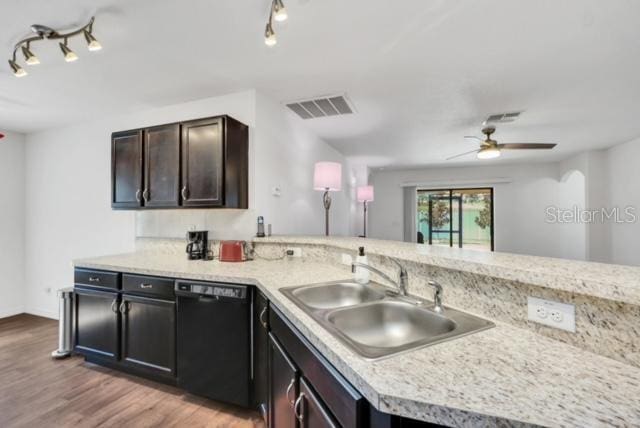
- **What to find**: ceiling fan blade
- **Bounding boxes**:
[446,149,480,160]
[463,135,482,141]
[498,143,557,150]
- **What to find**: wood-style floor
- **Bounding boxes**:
[0,314,264,428]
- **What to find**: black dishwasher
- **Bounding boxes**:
[175,280,252,407]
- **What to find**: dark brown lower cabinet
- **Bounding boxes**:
[75,288,119,360]
[120,294,176,379]
[297,377,339,428]
[269,333,299,428]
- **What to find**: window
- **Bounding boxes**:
[417,188,494,251]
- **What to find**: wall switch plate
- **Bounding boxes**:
[286,247,302,257]
[341,253,353,266]
[527,296,576,332]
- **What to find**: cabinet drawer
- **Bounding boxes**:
[270,306,365,428]
[122,274,174,299]
[74,269,120,290]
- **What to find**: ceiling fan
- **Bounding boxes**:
[448,126,557,160]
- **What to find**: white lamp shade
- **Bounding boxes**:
[314,162,342,191]
[357,185,374,202]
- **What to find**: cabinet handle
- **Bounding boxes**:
[111,300,118,314]
[88,277,100,283]
[135,189,142,202]
[286,378,296,407]
[181,186,188,200]
[259,306,268,329]
[119,301,130,314]
[139,283,153,289]
[293,393,305,422]
[142,189,149,202]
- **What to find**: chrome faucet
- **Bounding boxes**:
[351,258,409,296]
[429,280,444,313]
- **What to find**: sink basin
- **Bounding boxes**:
[280,280,495,359]
[327,301,456,349]
[289,281,385,310]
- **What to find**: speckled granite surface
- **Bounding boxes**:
[255,236,640,306]
[74,250,640,428]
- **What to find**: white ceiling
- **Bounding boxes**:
[2,0,640,168]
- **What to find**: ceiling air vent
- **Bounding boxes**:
[484,111,522,124]
[286,94,355,120]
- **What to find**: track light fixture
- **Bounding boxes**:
[264,0,287,46]
[7,16,101,77]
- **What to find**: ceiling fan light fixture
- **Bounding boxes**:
[477,147,501,159]
[8,59,27,77]
[60,40,78,62]
[273,0,288,22]
[264,22,277,46]
[83,30,102,51]
[21,45,40,65]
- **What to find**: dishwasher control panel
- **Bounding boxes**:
[176,281,247,299]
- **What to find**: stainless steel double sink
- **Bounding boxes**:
[280,280,494,359]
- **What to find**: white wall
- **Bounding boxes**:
[369,162,587,260]
[22,89,351,318]
[0,132,25,318]
[606,137,640,266]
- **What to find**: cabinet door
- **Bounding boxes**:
[181,117,224,207]
[121,295,176,378]
[296,378,339,428]
[254,292,270,420]
[143,124,180,208]
[75,288,119,360]
[269,333,298,428]
[112,130,143,209]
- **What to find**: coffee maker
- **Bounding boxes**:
[186,230,209,260]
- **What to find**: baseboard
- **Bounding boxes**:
[25,307,58,320]
[0,306,25,319]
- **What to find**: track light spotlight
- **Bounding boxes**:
[273,0,288,22]
[60,40,78,62]
[83,30,102,51]
[8,59,27,77]
[21,45,40,65]
[265,22,277,46]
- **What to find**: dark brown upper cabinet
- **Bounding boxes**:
[111,130,143,209]
[181,118,224,207]
[111,115,248,210]
[144,124,180,208]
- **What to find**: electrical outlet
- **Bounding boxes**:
[527,297,575,332]
[286,247,302,258]
[341,253,353,266]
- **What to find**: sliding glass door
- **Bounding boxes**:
[417,188,494,251]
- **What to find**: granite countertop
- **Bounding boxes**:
[256,236,640,306]
[74,252,640,428]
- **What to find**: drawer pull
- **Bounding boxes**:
[142,189,149,202]
[140,283,153,289]
[181,186,188,200]
[135,189,142,202]
[119,302,130,314]
[88,277,101,282]
[286,378,296,407]
[259,306,268,329]
[294,393,305,422]
[111,300,118,314]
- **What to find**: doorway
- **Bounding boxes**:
[417,188,494,251]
